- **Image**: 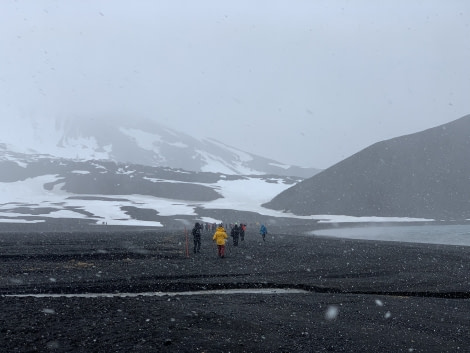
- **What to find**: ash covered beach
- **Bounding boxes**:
[1,225,469,352]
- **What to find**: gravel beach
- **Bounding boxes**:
[1,226,469,352]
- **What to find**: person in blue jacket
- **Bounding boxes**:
[259,224,267,241]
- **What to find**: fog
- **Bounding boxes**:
[1,0,469,168]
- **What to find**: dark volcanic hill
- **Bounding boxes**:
[263,115,470,220]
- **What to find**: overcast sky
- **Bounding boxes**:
[1,1,469,169]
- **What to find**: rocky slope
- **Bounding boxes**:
[264,114,470,220]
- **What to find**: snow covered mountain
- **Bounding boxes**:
[0,116,324,228]
[0,117,431,228]
[2,117,319,178]
[0,146,312,228]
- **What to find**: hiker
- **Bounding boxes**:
[259,224,267,241]
[240,223,246,241]
[231,223,240,246]
[192,222,202,253]
[212,223,228,258]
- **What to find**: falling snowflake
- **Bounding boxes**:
[325,306,339,320]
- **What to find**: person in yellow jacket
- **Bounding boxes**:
[212,224,228,258]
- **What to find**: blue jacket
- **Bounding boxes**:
[259,225,267,235]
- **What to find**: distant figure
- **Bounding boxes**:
[259,224,267,241]
[192,222,203,253]
[240,223,246,241]
[213,224,228,258]
[231,223,240,246]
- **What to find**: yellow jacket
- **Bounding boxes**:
[212,226,228,245]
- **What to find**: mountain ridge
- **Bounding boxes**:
[263,114,470,220]
[2,117,320,178]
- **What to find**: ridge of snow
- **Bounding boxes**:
[196,149,259,175]
[206,138,254,163]
[268,162,293,169]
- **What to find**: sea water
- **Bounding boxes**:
[310,223,470,247]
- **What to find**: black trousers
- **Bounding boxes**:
[193,236,201,252]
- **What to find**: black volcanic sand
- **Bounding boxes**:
[1,227,469,352]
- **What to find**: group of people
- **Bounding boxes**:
[191,222,268,258]
[229,223,246,246]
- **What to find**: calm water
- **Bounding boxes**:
[310,224,470,247]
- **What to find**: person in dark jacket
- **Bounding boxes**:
[231,223,240,246]
[192,222,202,253]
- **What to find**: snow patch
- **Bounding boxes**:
[268,162,291,170]
[7,288,308,298]
[119,127,162,151]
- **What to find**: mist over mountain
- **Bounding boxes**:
[263,114,470,220]
[3,117,319,178]
[0,117,314,227]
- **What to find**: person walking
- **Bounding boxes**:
[212,223,228,258]
[240,223,246,241]
[259,224,268,241]
[231,223,240,246]
[192,222,202,253]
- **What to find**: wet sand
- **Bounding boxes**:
[1,228,469,352]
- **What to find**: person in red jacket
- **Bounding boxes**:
[240,223,246,241]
